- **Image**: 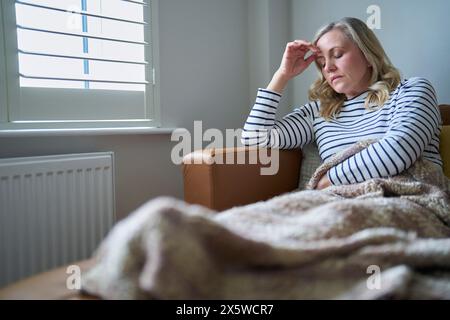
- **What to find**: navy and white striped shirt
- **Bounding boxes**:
[241,77,443,185]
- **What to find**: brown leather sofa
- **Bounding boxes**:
[182,146,302,211]
[1,105,449,299]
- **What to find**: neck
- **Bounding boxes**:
[345,68,372,99]
[345,88,368,100]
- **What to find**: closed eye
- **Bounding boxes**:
[317,52,343,68]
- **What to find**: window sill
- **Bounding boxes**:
[0,127,187,137]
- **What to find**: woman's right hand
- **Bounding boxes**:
[279,40,320,79]
[268,40,320,93]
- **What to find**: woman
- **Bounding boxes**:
[241,17,442,189]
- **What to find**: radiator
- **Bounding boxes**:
[0,152,115,288]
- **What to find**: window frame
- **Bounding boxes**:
[0,0,161,131]
[0,3,8,123]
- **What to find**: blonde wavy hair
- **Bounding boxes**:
[308,17,401,120]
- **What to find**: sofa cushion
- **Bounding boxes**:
[298,143,322,190]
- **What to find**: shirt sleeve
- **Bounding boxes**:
[328,77,441,185]
[241,88,315,149]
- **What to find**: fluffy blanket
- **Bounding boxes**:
[81,140,450,299]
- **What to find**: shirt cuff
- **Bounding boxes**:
[258,88,282,101]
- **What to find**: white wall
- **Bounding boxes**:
[248,0,292,116]
[159,0,250,132]
[291,0,450,107]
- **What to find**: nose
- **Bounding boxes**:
[324,60,337,73]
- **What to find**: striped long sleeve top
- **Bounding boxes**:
[241,77,443,186]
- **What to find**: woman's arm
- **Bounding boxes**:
[241,40,319,148]
[327,77,441,185]
[241,89,316,149]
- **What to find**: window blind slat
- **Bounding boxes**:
[17,25,148,45]
[120,0,148,6]
[18,49,148,65]
[20,74,149,85]
[16,0,147,26]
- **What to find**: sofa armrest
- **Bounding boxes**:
[0,259,96,300]
[182,147,302,211]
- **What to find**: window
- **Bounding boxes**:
[0,0,160,130]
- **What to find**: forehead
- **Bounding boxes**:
[316,28,351,52]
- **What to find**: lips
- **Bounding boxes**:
[331,76,342,83]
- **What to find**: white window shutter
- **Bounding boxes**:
[0,0,159,130]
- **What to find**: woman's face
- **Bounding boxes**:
[315,28,372,99]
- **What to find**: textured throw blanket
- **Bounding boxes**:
[81,140,450,299]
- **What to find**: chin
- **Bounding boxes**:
[331,85,346,95]
[327,79,348,95]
